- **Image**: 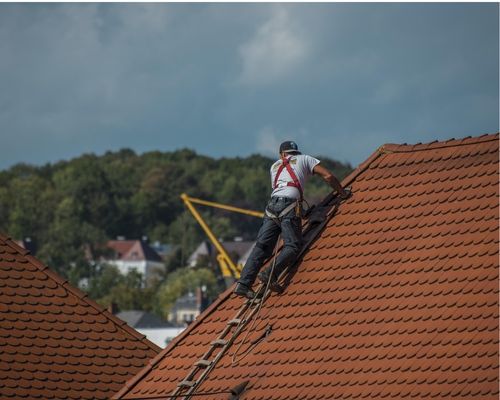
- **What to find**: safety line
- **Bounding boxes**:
[231,234,281,365]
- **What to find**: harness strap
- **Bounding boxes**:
[273,156,303,201]
[265,201,297,221]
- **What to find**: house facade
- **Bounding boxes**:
[105,239,165,283]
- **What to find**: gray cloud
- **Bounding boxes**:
[0,3,497,168]
[237,6,311,86]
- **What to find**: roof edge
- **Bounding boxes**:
[0,233,161,357]
[341,146,385,188]
[113,285,234,399]
[379,132,498,154]
[340,132,498,189]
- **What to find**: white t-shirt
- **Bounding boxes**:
[270,154,320,199]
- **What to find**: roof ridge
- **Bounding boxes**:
[0,233,161,354]
[379,132,498,154]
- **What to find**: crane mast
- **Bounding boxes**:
[180,193,263,286]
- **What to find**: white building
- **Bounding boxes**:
[105,239,165,283]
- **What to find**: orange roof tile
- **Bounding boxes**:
[114,133,499,400]
[0,234,161,399]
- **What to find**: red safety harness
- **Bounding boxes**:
[273,155,303,201]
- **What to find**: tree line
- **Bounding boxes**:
[0,148,352,316]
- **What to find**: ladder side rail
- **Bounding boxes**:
[182,292,271,399]
[170,296,260,399]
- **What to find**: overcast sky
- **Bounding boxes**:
[0,3,498,169]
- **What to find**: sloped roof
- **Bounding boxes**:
[114,133,499,400]
[107,240,163,262]
[0,234,161,400]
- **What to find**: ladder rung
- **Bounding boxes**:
[227,318,242,326]
[211,339,227,347]
[178,380,195,388]
[194,359,212,368]
[246,297,261,305]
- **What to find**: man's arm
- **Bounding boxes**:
[313,163,349,198]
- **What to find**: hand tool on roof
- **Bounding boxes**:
[181,193,264,287]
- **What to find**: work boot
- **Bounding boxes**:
[233,282,257,300]
[258,269,283,293]
[257,270,271,285]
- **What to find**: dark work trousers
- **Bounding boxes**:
[238,196,302,288]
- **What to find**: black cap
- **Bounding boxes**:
[279,141,300,154]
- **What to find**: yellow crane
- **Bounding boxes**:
[180,193,263,283]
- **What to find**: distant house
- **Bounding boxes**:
[116,310,185,348]
[187,238,255,269]
[169,287,210,325]
[150,240,176,260]
[104,239,165,283]
[238,242,255,267]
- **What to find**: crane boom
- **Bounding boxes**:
[184,196,264,218]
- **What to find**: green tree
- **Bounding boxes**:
[0,148,353,309]
[97,269,157,311]
[155,267,219,320]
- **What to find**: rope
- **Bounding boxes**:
[230,234,281,365]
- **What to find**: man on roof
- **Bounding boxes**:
[234,140,349,299]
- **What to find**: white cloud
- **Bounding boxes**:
[238,7,309,86]
[256,126,282,155]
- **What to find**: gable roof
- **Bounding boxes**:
[0,234,161,400]
[107,240,163,262]
[114,133,499,400]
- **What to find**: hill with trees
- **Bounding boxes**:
[0,149,352,314]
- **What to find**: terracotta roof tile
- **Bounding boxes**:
[0,234,161,399]
[114,133,499,400]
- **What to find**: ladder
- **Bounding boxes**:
[170,191,348,399]
[170,286,270,399]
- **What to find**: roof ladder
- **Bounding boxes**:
[170,192,349,399]
[170,291,267,399]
